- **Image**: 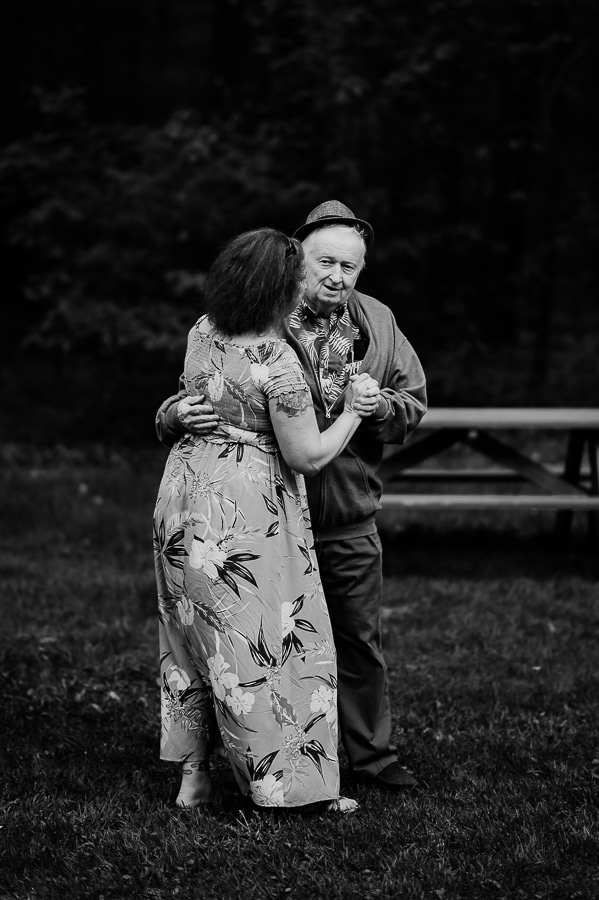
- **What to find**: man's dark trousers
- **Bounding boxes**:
[315,532,397,777]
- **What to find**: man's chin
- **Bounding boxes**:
[319,291,344,306]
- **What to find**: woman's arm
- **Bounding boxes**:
[269,374,379,475]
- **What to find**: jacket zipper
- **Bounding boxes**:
[305,353,329,525]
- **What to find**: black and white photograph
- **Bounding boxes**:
[1,2,598,898]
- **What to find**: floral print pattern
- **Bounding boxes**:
[154,320,340,807]
[287,299,361,415]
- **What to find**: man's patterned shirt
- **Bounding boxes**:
[287,300,363,417]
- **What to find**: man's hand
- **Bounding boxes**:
[176,395,219,434]
[347,373,381,417]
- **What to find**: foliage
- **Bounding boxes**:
[0,89,294,357]
[0,0,598,430]
[1,447,598,898]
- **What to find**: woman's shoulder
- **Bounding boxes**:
[191,315,211,334]
[187,315,211,340]
[265,337,301,364]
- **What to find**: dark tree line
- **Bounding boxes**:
[1,0,598,444]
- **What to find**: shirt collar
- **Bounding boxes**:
[298,297,349,324]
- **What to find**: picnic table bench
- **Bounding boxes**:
[379,408,599,543]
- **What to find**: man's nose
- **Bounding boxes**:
[328,264,343,283]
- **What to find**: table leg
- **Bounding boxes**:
[556,432,585,537]
[379,428,465,483]
[586,431,599,549]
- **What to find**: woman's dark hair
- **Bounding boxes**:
[203,228,304,336]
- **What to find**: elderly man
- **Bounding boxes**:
[155,201,427,792]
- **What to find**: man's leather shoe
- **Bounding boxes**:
[368,762,417,791]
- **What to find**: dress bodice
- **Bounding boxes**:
[183,318,309,450]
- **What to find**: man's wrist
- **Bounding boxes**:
[165,402,186,433]
[371,396,389,420]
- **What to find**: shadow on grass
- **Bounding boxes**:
[378,514,597,581]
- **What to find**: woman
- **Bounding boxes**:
[154,228,380,814]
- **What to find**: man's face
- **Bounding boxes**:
[301,226,366,316]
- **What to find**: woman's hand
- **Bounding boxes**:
[344,373,381,418]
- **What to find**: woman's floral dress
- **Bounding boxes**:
[154,318,340,808]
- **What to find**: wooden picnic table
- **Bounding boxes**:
[379,408,599,542]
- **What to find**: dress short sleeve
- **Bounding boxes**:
[259,343,311,404]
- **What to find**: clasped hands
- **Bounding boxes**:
[344,372,381,417]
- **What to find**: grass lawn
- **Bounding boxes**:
[1,443,598,900]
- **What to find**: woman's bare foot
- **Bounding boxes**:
[175,760,216,808]
[325,796,360,815]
